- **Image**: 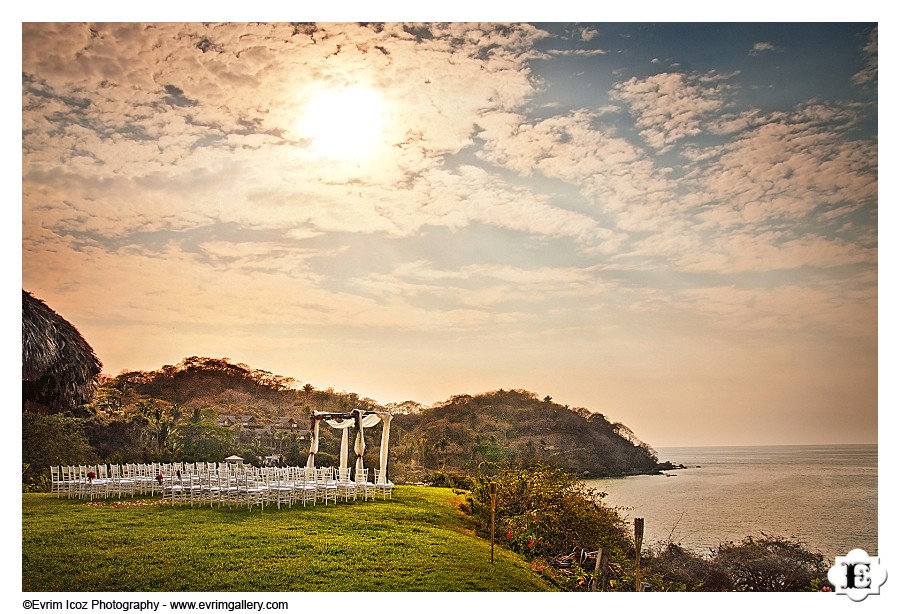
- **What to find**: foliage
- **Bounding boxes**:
[61,357,665,483]
[175,423,236,462]
[644,535,828,592]
[425,470,476,490]
[22,488,554,592]
[22,413,96,489]
[394,388,662,477]
[646,542,734,591]
[712,534,828,591]
[465,464,632,590]
[84,416,150,464]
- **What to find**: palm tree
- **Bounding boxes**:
[22,290,102,414]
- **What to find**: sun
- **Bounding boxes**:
[297,85,387,160]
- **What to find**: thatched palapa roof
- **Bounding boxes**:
[22,290,102,413]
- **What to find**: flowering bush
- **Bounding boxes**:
[466,465,631,572]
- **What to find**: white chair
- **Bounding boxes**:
[271,468,294,509]
[297,469,317,507]
[354,467,375,501]
[374,468,394,500]
[72,465,92,499]
[50,466,62,497]
[315,467,338,505]
[218,468,241,507]
[88,465,111,501]
[200,469,222,507]
[109,464,136,499]
[238,470,266,510]
[336,467,357,502]
[59,465,76,498]
[165,474,186,505]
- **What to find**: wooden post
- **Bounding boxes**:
[600,550,609,591]
[489,481,497,564]
[634,517,644,592]
[590,547,604,592]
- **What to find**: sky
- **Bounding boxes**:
[19,20,880,448]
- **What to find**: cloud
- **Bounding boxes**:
[749,41,782,56]
[689,102,877,230]
[609,72,732,151]
[21,22,877,439]
[852,26,877,85]
[474,87,875,280]
[671,274,876,338]
[576,26,598,41]
[546,49,608,57]
[22,23,564,241]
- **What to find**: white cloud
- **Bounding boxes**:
[852,26,877,85]
[749,41,782,56]
[20,23,877,443]
[609,72,731,151]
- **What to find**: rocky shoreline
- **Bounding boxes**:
[579,460,690,480]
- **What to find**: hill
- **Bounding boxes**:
[390,389,662,480]
[64,357,665,480]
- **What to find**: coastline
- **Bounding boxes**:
[585,443,877,561]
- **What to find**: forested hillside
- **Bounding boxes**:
[391,389,662,479]
[24,357,666,486]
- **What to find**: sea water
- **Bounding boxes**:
[583,444,877,561]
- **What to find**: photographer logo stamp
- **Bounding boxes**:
[827,549,887,601]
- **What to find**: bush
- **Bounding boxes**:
[645,535,828,592]
[712,534,827,591]
[424,470,475,490]
[646,542,734,591]
[22,412,97,490]
[462,464,829,592]
[465,464,632,590]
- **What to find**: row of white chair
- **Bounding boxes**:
[50,463,394,507]
[165,466,365,509]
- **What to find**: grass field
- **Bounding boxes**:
[22,486,555,592]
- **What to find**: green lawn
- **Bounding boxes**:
[22,486,555,592]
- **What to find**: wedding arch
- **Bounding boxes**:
[306,409,392,484]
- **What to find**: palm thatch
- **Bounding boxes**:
[22,290,102,414]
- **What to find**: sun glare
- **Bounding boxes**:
[298,86,387,160]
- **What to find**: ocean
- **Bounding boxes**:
[583,444,877,562]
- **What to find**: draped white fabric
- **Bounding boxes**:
[324,418,355,469]
[377,413,392,484]
[306,419,320,469]
[313,410,392,482]
[353,409,382,480]
[354,420,364,479]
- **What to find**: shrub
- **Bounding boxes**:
[22,412,97,490]
[424,470,475,490]
[465,464,632,590]
[646,542,734,591]
[712,534,827,591]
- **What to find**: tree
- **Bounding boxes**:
[282,433,306,466]
[135,399,181,458]
[176,424,236,462]
[84,416,150,464]
[23,413,96,489]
